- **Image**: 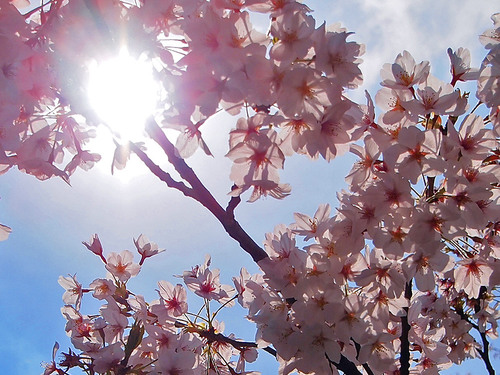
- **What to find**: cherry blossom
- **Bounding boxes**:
[89,278,116,300]
[105,250,141,282]
[156,280,188,317]
[58,274,84,310]
[227,130,285,187]
[313,23,365,89]
[454,257,495,298]
[134,234,165,265]
[447,47,479,86]
[380,50,430,90]
[0,223,12,241]
[444,114,496,162]
[375,87,416,125]
[82,233,105,260]
[269,9,315,63]
[406,74,466,117]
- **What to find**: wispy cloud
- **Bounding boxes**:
[312,0,498,101]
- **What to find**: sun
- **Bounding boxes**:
[87,48,161,141]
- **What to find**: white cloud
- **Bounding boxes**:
[311,0,498,101]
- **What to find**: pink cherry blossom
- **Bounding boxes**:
[357,332,396,372]
[157,280,188,316]
[155,347,196,375]
[375,87,416,125]
[345,135,381,191]
[383,126,444,184]
[41,342,63,375]
[277,65,334,119]
[305,99,356,161]
[8,2,500,374]
[91,342,124,373]
[269,9,315,63]
[100,301,129,343]
[105,250,141,282]
[183,255,235,302]
[454,256,494,298]
[313,23,365,89]
[403,244,454,292]
[444,114,496,162]
[447,47,479,85]
[227,131,285,186]
[82,233,105,261]
[134,234,165,265]
[89,278,116,300]
[232,267,265,314]
[406,74,466,117]
[58,274,84,310]
[292,203,331,240]
[0,223,12,241]
[380,50,430,90]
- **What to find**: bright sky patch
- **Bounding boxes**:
[88,49,160,140]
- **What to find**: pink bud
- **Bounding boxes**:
[82,234,106,263]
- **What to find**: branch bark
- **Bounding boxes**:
[352,340,375,375]
[453,298,496,375]
[129,142,197,200]
[197,326,277,357]
[331,354,363,375]
[399,280,412,375]
[139,118,268,263]
[479,329,496,375]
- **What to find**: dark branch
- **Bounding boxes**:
[144,118,268,263]
[197,326,277,357]
[226,185,241,219]
[129,142,197,200]
[479,330,495,375]
[452,291,495,375]
[400,280,412,375]
[352,340,375,375]
[330,354,363,375]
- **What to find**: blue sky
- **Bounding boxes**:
[0,1,499,374]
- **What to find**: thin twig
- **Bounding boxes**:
[453,305,495,374]
[129,142,197,200]
[479,330,496,375]
[194,326,277,357]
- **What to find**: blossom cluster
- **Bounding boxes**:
[45,234,264,375]
[0,3,100,183]
[231,14,500,375]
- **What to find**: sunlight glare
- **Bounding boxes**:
[88,49,160,140]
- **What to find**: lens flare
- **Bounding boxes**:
[88,49,160,140]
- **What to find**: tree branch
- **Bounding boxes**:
[453,297,496,375]
[129,142,197,200]
[352,340,375,375]
[479,330,496,375]
[330,354,363,375]
[195,326,277,357]
[400,280,412,375]
[226,185,241,219]
[144,118,268,263]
